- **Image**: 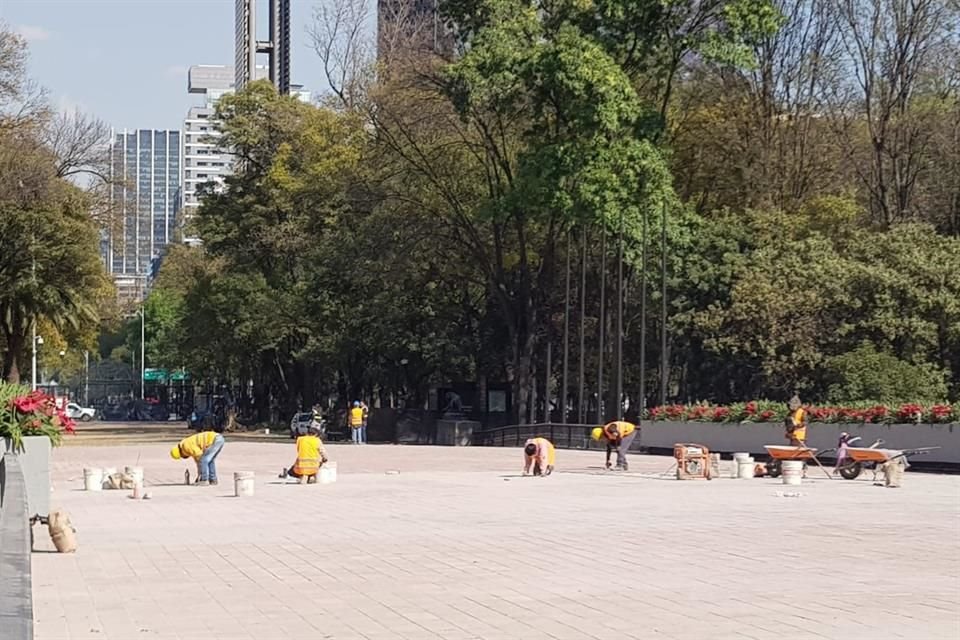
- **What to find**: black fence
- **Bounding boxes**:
[472,422,643,451]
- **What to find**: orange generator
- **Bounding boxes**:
[674,443,712,480]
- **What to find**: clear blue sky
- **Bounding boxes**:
[0,0,340,131]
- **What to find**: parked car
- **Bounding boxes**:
[290,412,328,439]
[65,402,96,422]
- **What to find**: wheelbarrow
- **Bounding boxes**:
[836,446,941,480]
[763,445,834,478]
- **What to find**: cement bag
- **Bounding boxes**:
[103,472,136,490]
[48,510,78,553]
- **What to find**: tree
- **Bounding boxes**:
[825,341,948,403]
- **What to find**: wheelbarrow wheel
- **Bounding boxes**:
[766,459,782,478]
[839,462,862,480]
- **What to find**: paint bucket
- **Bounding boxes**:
[264,428,270,435]
[709,454,721,480]
[737,457,755,479]
[320,462,337,485]
[234,471,255,497]
[781,460,804,485]
[125,466,144,485]
[83,468,103,491]
[732,453,750,478]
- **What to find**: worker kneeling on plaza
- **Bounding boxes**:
[171,430,225,486]
[592,421,638,471]
[279,425,328,484]
[523,436,555,476]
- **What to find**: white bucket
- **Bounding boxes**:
[737,457,755,479]
[125,466,144,485]
[782,460,804,485]
[234,471,255,497]
[83,467,103,491]
[320,462,338,485]
[732,453,750,478]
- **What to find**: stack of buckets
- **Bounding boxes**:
[733,453,754,479]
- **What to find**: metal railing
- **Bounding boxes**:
[0,453,34,640]
[472,422,642,451]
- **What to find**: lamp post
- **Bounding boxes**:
[31,327,43,391]
[140,305,145,400]
[84,350,90,406]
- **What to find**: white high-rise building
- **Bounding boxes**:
[181,65,236,243]
[181,64,309,244]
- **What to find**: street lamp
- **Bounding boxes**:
[31,332,44,391]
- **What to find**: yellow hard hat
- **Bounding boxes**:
[591,427,604,441]
[170,445,182,460]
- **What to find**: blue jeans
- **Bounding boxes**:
[199,434,225,481]
[352,426,367,444]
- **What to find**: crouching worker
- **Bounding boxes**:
[171,430,224,486]
[591,421,638,471]
[523,437,555,477]
[279,426,328,484]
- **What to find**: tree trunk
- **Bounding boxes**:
[3,331,25,384]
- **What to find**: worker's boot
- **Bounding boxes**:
[307,475,318,484]
[298,475,308,484]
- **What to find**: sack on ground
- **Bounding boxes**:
[103,472,136,490]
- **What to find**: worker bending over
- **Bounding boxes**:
[171,430,225,486]
[592,421,638,471]
[523,437,555,476]
[280,425,328,484]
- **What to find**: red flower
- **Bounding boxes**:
[929,405,953,422]
[711,406,731,421]
[13,394,43,413]
[759,409,774,420]
[745,401,757,415]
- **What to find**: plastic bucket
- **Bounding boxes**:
[737,457,755,479]
[781,460,803,485]
[320,462,338,485]
[234,471,255,497]
[125,466,144,485]
[83,468,103,491]
[732,453,750,478]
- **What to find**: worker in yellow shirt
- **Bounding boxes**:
[523,437,555,476]
[170,430,224,485]
[591,421,638,471]
[785,395,808,446]
[279,425,328,483]
[349,400,366,444]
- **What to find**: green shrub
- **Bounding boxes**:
[824,343,948,405]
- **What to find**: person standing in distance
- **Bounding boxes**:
[349,400,366,444]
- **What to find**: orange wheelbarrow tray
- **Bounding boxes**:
[763,445,834,478]
[837,446,941,480]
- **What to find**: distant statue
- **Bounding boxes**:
[442,391,464,416]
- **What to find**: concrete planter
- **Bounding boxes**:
[639,421,960,464]
[3,435,51,517]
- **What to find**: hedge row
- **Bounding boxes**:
[645,401,956,425]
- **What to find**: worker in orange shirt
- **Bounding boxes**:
[523,436,555,476]
[591,421,638,471]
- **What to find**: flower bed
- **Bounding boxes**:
[0,383,75,451]
[646,401,956,425]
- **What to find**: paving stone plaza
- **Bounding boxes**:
[32,440,960,640]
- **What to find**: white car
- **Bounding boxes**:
[65,402,96,422]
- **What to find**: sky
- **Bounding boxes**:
[0,0,356,131]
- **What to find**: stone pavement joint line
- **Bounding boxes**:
[32,442,960,640]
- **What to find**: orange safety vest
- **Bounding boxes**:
[293,435,323,476]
